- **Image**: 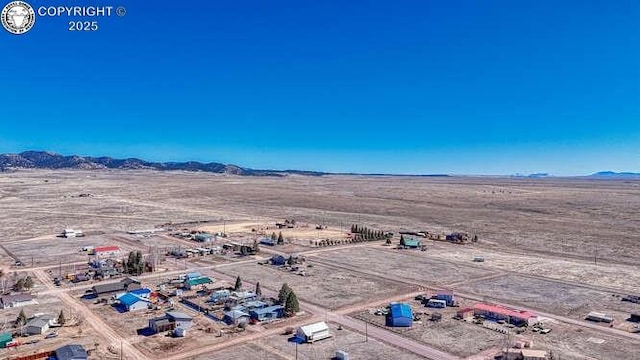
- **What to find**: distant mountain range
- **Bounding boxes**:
[0,151,637,178]
[0,151,325,176]
[587,171,640,179]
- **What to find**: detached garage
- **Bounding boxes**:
[386,303,413,327]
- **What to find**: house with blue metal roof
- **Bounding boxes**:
[243,300,268,310]
[386,303,413,327]
[117,293,151,311]
[129,288,152,298]
[224,309,250,325]
[249,305,284,322]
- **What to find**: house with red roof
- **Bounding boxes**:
[91,246,122,256]
[473,303,538,326]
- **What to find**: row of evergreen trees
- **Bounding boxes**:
[350,224,388,241]
[123,251,145,275]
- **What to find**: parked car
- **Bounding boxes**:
[45,332,58,339]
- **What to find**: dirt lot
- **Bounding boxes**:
[532,321,640,360]
[422,243,640,293]
[457,274,640,326]
[255,322,423,360]
[192,343,288,360]
[214,261,411,309]
[313,246,499,287]
[353,298,507,357]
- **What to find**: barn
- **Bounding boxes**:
[386,303,413,327]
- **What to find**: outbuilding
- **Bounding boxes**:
[296,321,331,343]
[386,303,413,327]
[586,312,613,323]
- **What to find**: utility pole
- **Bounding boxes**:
[365,320,368,342]
[295,341,298,360]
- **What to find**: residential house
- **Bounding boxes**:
[55,344,88,360]
[249,305,284,322]
[92,245,122,256]
[117,293,151,312]
[224,309,250,325]
[149,311,193,333]
[183,276,213,290]
[0,293,36,309]
[25,314,56,335]
[0,332,12,348]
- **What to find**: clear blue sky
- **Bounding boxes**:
[1,0,639,175]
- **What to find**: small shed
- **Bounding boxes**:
[586,312,613,323]
[456,308,475,320]
[386,303,413,327]
[174,327,187,337]
[522,349,548,360]
[335,350,350,360]
[296,321,331,343]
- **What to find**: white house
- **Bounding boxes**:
[25,314,55,335]
[0,294,37,309]
[296,321,331,343]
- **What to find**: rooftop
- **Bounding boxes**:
[473,303,537,319]
[389,303,413,318]
[166,311,193,321]
[250,305,284,315]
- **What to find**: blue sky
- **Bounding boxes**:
[1,0,638,175]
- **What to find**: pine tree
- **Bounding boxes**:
[234,276,242,291]
[287,255,294,266]
[253,239,260,253]
[16,309,26,326]
[24,276,34,289]
[285,291,300,315]
[57,309,66,326]
[271,232,277,241]
[351,224,355,233]
[278,283,291,305]
[255,282,262,297]
[277,232,284,245]
[400,235,405,246]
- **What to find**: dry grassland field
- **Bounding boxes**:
[1,170,640,359]
[457,274,640,325]
[313,247,500,287]
[214,261,411,309]
[253,323,423,360]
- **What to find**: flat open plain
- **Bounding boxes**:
[0,170,639,359]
